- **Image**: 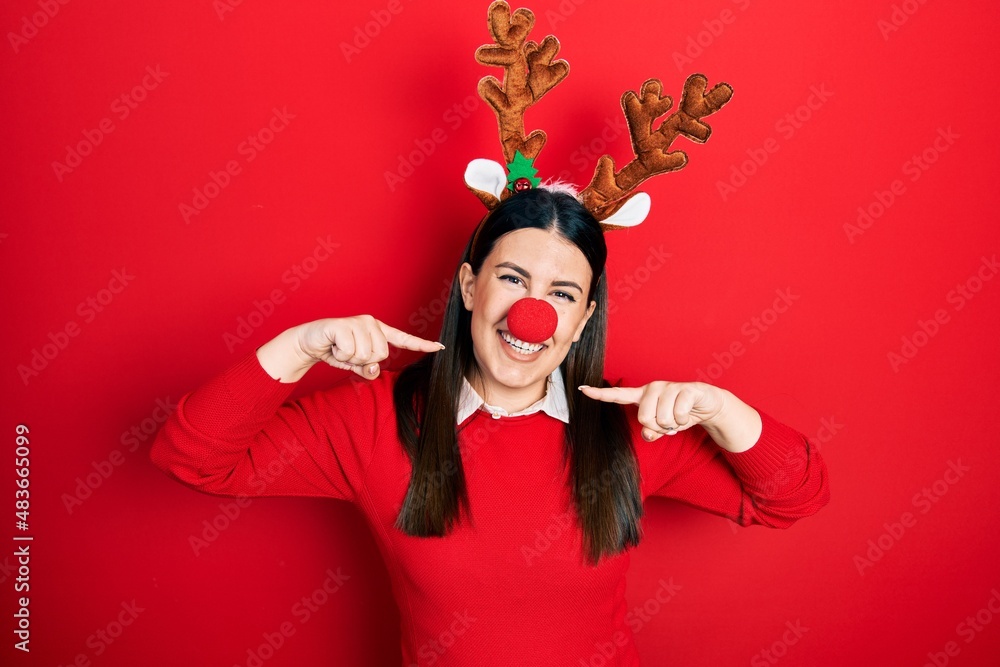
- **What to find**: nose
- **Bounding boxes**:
[506,297,558,344]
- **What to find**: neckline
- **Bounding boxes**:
[461,406,555,427]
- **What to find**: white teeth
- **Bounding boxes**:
[500,330,544,354]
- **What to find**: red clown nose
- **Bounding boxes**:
[506,298,558,344]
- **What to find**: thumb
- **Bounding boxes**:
[326,359,381,380]
[641,427,664,442]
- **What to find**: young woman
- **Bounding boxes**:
[150,186,830,666]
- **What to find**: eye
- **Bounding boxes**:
[500,274,524,287]
[553,291,576,303]
[500,274,577,302]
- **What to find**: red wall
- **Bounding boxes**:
[3,1,999,665]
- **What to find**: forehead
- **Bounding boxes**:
[487,228,591,278]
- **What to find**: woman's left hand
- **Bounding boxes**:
[579,381,728,442]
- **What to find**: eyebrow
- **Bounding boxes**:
[494,261,583,293]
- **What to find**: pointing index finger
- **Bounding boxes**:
[378,321,445,353]
[578,385,643,405]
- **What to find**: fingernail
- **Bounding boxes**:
[578,385,590,390]
[437,342,446,350]
[368,364,378,375]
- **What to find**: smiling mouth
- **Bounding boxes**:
[498,329,546,355]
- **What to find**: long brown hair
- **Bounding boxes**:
[392,188,643,566]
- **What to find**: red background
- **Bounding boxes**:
[3,0,999,665]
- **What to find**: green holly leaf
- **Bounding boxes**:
[506,150,542,191]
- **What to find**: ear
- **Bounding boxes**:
[572,299,597,342]
[465,159,506,209]
[598,192,650,229]
[458,262,476,311]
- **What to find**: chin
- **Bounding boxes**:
[472,322,567,388]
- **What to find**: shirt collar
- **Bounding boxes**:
[457,366,569,425]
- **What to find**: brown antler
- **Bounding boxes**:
[475,0,569,167]
[580,74,734,222]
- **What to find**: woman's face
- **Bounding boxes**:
[459,227,597,408]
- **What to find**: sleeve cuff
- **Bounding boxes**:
[184,350,297,430]
[721,408,806,484]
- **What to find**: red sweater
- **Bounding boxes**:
[149,351,830,666]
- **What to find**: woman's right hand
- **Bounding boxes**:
[257,316,443,383]
[294,315,443,378]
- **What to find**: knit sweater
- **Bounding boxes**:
[149,351,830,666]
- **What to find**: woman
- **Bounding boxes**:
[150,186,829,666]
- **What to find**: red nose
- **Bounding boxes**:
[506,298,558,344]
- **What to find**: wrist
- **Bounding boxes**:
[701,389,761,453]
[256,326,317,383]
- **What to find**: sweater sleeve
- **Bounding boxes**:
[149,350,386,504]
[637,405,830,527]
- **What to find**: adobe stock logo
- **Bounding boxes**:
[179,106,295,224]
[887,254,997,372]
[877,0,931,40]
[52,66,169,182]
[7,0,71,54]
[923,588,1000,667]
[384,93,482,192]
[750,620,809,667]
[221,235,339,353]
[339,0,413,63]
[232,566,351,667]
[716,84,833,201]
[694,287,800,383]
[407,610,477,667]
[213,0,247,20]
[853,459,970,576]
[844,127,959,244]
[18,268,136,385]
[606,245,672,316]
[55,599,145,666]
[577,578,682,667]
[62,396,177,514]
[187,439,306,556]
[670,0,752,71]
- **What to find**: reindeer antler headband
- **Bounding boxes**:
[464,0,735,231]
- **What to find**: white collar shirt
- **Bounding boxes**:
[456,367,570,425]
